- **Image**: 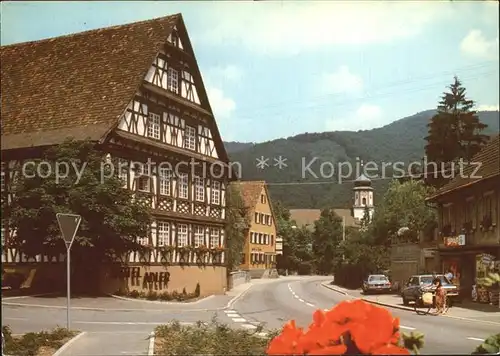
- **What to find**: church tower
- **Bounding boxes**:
[352,174,375,221]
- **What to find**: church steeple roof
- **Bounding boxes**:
[354,173,372,187]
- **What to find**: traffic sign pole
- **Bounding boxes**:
[56,213,81,331]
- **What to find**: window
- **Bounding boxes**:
[250,232,255,244]
[264,234,268,244]
[178,173,189,199]
[259,233,263,244]
[184,125,196,151]
[211,181,221,205]
[194,176,205,202]
[464,198,476,227]
[484,194,493,217]
[159,167,171,196]
[255,212,259,224]
[259,213,264,224]
[157,222,170,247]
[210,228,220,248]
[261,195,266,204]
[136,163,150,192]
[177,224,188,247]
[0,163,5,192]
[194,226,205,247]
[167,67,178,93]
[137,235,149,245]
[362,197,367,206]
[442,204,452,226]
[147,112,161,139]
[409,277,419,286]
[117,159,128,186]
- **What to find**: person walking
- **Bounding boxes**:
[433,277,447,314]
[445,269,454,283]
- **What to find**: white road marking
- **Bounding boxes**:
[4,317,28,321]
[226,313,239,318]
[232,318,247,323]
[72,321,194,325]
[467,337,485,342]
[241,324,257,329]
[306,302,315,307]
[224,310,237,314]
[147,331,155,356]
[298,298,305,302]
[400,326,415,330]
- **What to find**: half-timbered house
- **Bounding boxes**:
[1,14,233,296]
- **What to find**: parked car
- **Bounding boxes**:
[362,274,392,294]
[401,274,459,306]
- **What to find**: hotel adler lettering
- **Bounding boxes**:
[0,14,233,296]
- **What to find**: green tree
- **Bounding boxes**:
[360,206,371,230]
[425,76,489,188]
[7,139,151,262]
[341,229,389,273]
[291,226,315,274]
[312,209,343,275]
[272,201,297,272]
[225,184,250,272]
[369,180,437,245]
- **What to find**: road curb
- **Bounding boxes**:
[0,301,211,312]
[52,331,86,356]
[1,292,57,300]
[320,282,352,297]
[147,331,155,356]
[107,293,215,305]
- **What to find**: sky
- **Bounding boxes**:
[2,1,499,143]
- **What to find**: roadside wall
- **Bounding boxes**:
[100,264,228,297]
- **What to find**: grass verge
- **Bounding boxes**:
[154,319,278,355]
[2,325,77,356]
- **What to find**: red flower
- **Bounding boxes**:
[266,299,416,355]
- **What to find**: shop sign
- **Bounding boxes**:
[444,234,465,247]
[423,248,436,258]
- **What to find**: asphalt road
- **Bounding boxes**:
[229,276,500,355]
[2,295,229,355]
[3,276,499,355]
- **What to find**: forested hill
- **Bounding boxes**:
[224,110,499,209]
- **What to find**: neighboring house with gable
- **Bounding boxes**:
[231,181,278,279]
[0,14,233,296]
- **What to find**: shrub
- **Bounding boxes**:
[472,334,500,354]
[2,326,76,356]
[154,319,275,355]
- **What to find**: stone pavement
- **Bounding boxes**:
[322,282,500,324]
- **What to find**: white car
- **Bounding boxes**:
[362,274,392,294]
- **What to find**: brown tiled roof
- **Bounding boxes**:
[290,209,358,229]
[427,134,500,200]
[1,15,179,150]
[231,181,266,213]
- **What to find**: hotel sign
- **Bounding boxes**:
[444,234,465,247]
